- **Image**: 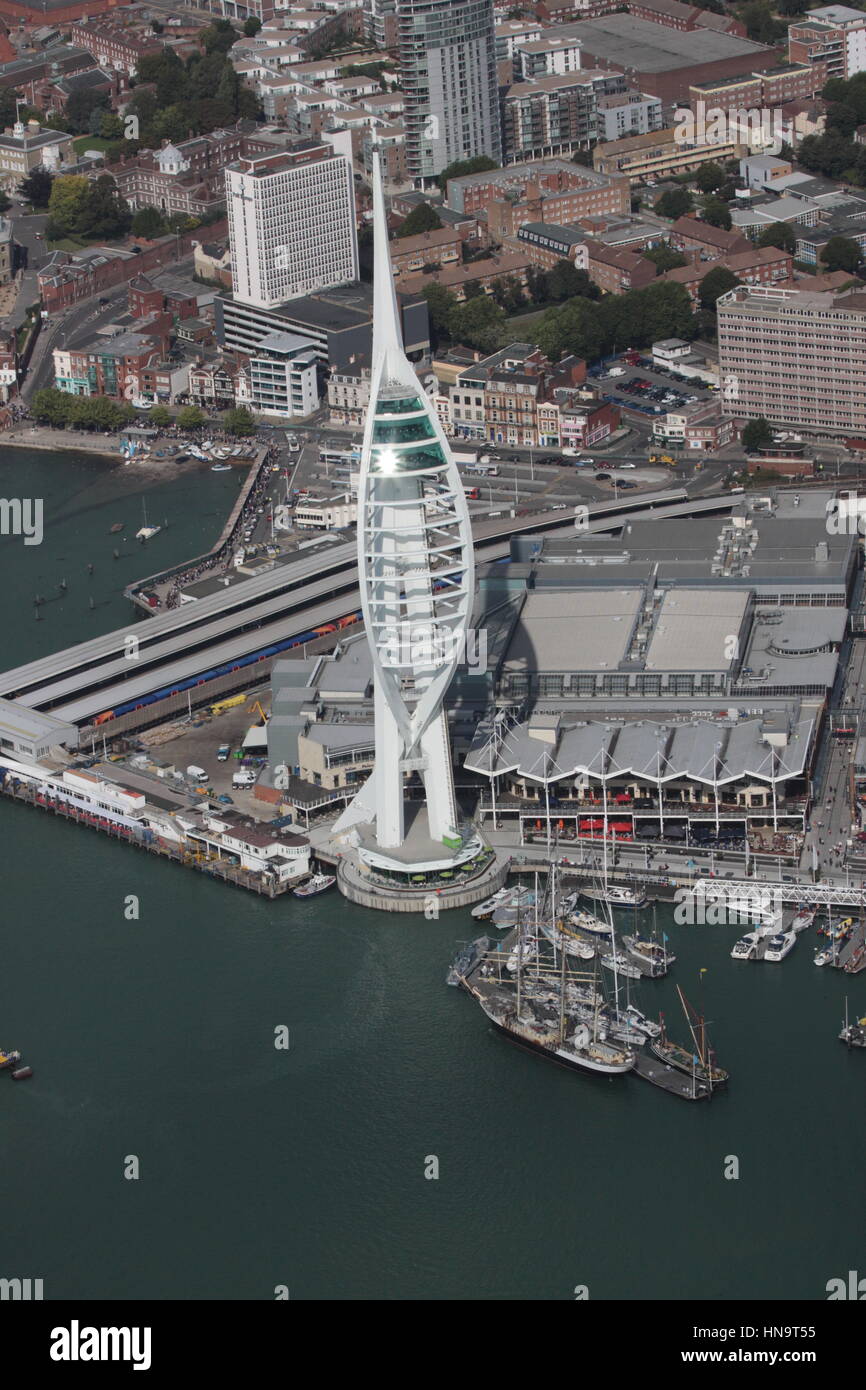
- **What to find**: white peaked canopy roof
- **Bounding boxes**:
[465,714,815,787]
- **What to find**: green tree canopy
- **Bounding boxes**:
[132,205,168,239]
[436,155,499,193]
[396,203,443,238]
[223,406,257,436]
[757,222,796,253]
[694,161,726,194]
[421,282,458,345]
[176,405,206,430]
[447,295,506,354]
[542,259,599,302]
[149,405,173,428]
[701,197,732,230]
[643,245,687,272]
[31,387,73,427]
[18,165,53,208]
[821,235,863,272]
[742,417,774,452]
[698,267,740,310]
[243,16,262,34]
[654,187,693,221]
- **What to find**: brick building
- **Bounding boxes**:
[399,251,532,303]
[450,341,593,447]
[593,126,744,183]
[108,125,299,220]
[584,238,657,293]
[389,226,465,278]
[628,0,746,38]
[447,159,630,236]
[552,14,777,104]
[72,21,164,76]
[788,5,866,84]
[669,215,752,258]
[501,70,632,164]
[687,63,821,116]
[660,244,793,303]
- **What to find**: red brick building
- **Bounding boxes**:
[0,0,124,22]
[71,21,164,77]
[661,245,793,303]
[669,215,752,259]
[584,238,657,293]
[628,0,746,38]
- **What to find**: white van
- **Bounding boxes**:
[232,770,257,789]
[186,765,208,782]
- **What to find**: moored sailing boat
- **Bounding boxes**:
[650,986,728,1090]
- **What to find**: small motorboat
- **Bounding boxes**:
[211,463,232,472]
[814,946,836,967]
[109,522,125,534]
[293,873,336,898]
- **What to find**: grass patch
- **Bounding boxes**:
[46,235,91,252]
[73,135,112,155]
[504,307,548,335]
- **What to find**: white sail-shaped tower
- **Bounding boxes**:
[334,147,474,858]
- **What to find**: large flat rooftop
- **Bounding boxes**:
[504,588,643,672]
[570,14,772,70]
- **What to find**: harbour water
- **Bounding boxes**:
[1,450,864,1300]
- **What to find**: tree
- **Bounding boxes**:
[698,267,740,310]
[132,205,168,239]
[149,405,173,428]
[436,155,498,193]
[31,388,73,427]
[537,295,607,362]
[739,1,784,43]
[421,282,458,344]
[85,174,131,239]
[0,191,10,214]
[223,406,257,435]
[243,16,262,34]
[448,295,506,353]
[64,86,111,135]
[654,188,693,221]
[821,235,863,273]
[135,49,186,108]
[542,259,598,303]
[701,197,732,230]
[47,174,92,237]
[100,110,124,141]
[396,203,443,238]
[18,166,53,209]
[201,19,239,55]
[0,87,21,130]
[694,161,726,194]
[643,245,687,272]
[742,417,774,452]
[757,222,796,253]
[176,405,206,430]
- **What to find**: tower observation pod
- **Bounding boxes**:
[334,147,488,889]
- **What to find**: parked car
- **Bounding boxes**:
[595,472,612,481]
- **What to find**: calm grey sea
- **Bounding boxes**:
[0,448,862,1300]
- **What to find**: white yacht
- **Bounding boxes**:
[764,931,796,962]
[582,883,648,909]
[506,936,538,973]
[731,931,761,960]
